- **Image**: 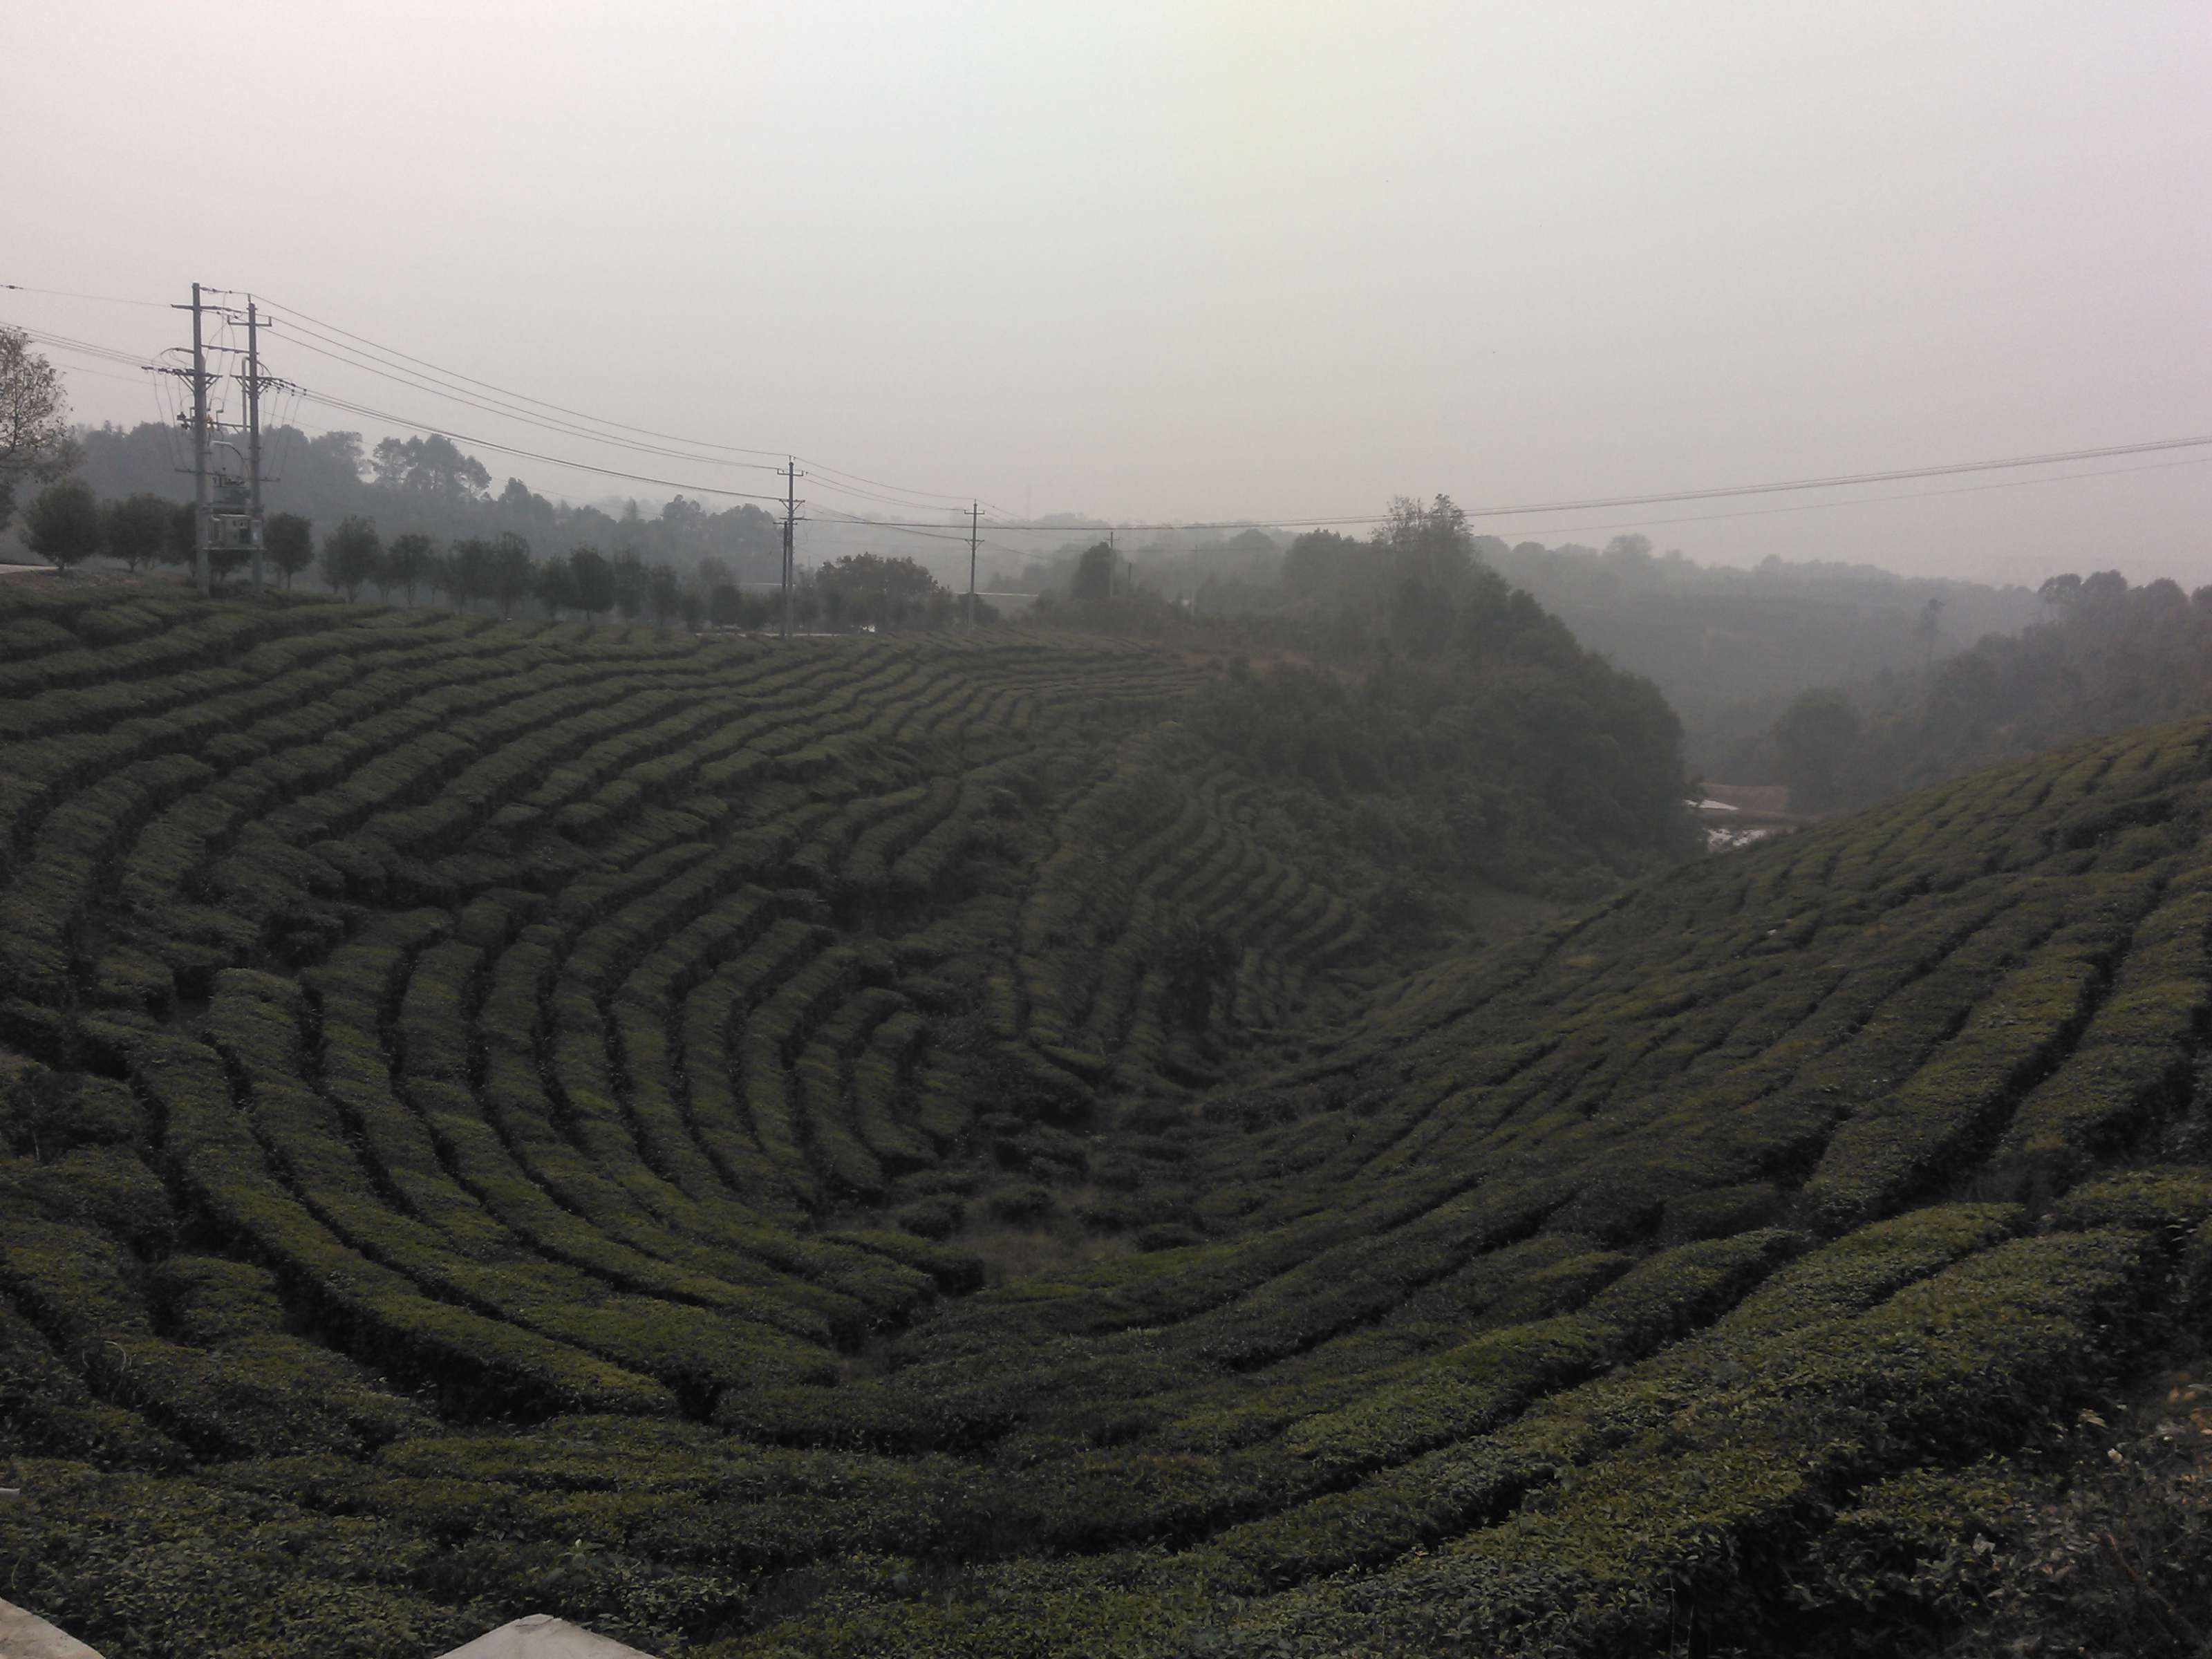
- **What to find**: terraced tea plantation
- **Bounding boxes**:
[2,584,2209,1658]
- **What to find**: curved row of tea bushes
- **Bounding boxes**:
[12,583,2212,1659]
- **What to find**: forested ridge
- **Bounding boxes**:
[1482,534,2041,775]
[1748,570,2212,817]
[35,426,2059,794]
[0,581,2207,1658]
[64,421,789,577]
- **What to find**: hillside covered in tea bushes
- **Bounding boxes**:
[1,583,2209,1658]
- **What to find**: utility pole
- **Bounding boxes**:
[967,500,979,627]
[185,283,210,597]
[780,459,800,640]
[244,298,265,593]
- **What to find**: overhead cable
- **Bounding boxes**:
[292,386,789,503]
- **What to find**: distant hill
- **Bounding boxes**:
[3,583,2207,1656]
[1733,568,2212,814]
[1481,534,2043,773]
[1062,518,2043,779]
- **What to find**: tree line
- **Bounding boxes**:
[68,420,789,574]
[10,473,972,632]
[1750,569,2212,812]
[1037,498,1699,904]
[999,505,2047,778]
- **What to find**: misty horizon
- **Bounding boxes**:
[8,1,2209,587]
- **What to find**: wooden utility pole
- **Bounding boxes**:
[245,299,265,593]
[967,500,979,626]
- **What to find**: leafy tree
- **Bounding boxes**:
[612,552,647,621]
[451,538,496,610]
[536,552,579,619]
[320,516,380,601]
[369,433,491,502]
[73,420,787,581]
[0,326,75,532]
[1281,529,1364,601]
[22,480,102,573]
[1072,542,1116,602]
[309,430,368,482]
[1379,494,1474,576]
[815,552,948,628]
[708,582,743,629]
[1190,608,1689,895]
[491,532,534,619]
[265,512,314,588]
[162,500,196,568]
[646,561,682,632]
[570,547,615,623]
[679,589,704,632]
[366,543,399,603]
[1602,532,1656,574]
[423,548,458,608]
[1773,688,1862,813]
[384,532,433,605]
[1769,565,2212,812]
[101,492,170,572]
[1379,494,1474,655]
[2081,569,2129,607]
[1916,594,1946,668]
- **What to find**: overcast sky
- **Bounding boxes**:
[10,1,2209,585]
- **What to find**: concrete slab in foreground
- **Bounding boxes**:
[0,1598,106,1658]
[434,1614,661,1659]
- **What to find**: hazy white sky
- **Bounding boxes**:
[10,1,2209,584]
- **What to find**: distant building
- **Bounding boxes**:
[1688,782,1805,852]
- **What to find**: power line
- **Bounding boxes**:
[255,294,1022,514]
[291,384,791,503]
[962,457,2212,563]
[265,315,785,476]
[254,292,1017,514]
[1468,453,2212,541]
[256,293,794,462]
[0,281,172,309]
[7,324,159,370]
[955,433,2212,536]
[803,474,991,515]
[811,520,976,547]
[1446,435,2212,521]
[794,456,1017,518]
[21,309,2212,545]
[48,359,152,388]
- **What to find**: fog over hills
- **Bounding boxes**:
[8,2,2209,584]
[3,6,2211,1658]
